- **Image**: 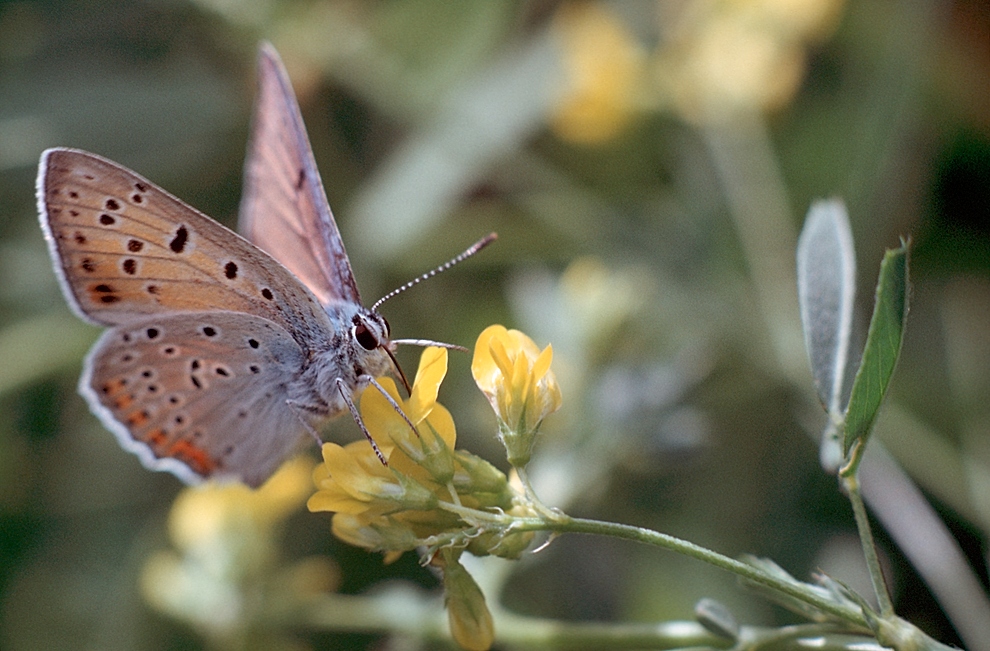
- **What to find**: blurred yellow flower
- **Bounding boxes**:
[141,457,317,634]
[472,325,562,467]
[550,1,644,144]
[308,346,534,561]
[169,455,313,555]
[655,0,846,120]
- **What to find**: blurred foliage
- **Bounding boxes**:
[0,0,988,649]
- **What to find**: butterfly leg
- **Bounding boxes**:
[334,378,388,466]
[364,376,419,435]
[285,401,326,446]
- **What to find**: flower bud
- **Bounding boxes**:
[472,325,562,467]
[438,552,495,651]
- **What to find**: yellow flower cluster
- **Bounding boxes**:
[146,327,561,651]
[550,0,847,140]
[141,458,325,637]
[659,0,846,121]
[307,346,538,562]
[307,327,562,650]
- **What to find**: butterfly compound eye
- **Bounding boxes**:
[353,322,379,351]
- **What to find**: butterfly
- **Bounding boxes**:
[37,43,492,487]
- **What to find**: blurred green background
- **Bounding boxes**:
[1,0,989,649]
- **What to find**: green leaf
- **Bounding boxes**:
[842,241,910,472]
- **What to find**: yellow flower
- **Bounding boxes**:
[550,2,644,144]
[141,458,316,633]
[472,325,562,467]
[308,346,533,560]
[655,0,847,121]
[168,455,313,572]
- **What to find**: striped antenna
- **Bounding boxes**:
[371,233,497,312]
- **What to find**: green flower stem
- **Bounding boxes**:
[514,465,567,523]
[274,587,727,647]
[286,591,727,647]
[842,473,895,617]
[540,517,868,626]
[436,501,869,628]
[276,587,876,649]
[492,616,727,649]
[271,587,447,639]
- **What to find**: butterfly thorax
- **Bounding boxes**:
[289,302,392,419]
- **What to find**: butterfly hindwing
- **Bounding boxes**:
[82,312,312,487]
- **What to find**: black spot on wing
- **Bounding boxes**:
[169,226,189,253]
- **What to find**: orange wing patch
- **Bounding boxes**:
[165,438,219,476]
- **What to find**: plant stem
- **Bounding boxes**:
[279,588,875,649]
[542,517,869,625]
[437,500,870,629]
[842,473,895,616]
[514,465,566,522]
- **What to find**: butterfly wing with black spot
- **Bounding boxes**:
[37,147,332,349]
[82,312,312,487]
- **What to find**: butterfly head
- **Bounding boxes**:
[350,309,410,394]
[351,311,390,353]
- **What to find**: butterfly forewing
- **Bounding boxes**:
[83,312,311,487]
[238,44,362,307]
[38,148,332,348]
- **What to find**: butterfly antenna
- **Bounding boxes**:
[370,233,497,313]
